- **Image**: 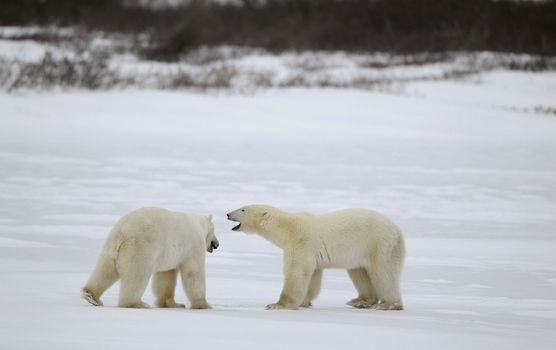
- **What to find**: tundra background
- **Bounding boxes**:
[1,0,555,349]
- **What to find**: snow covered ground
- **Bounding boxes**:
[1,70,556,349]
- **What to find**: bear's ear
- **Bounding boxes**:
[207,214,213,221]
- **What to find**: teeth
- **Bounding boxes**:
[232,223,241,231]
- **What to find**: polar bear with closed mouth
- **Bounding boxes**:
[81,207,219,309]
[227,205,405,310]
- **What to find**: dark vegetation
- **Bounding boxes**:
[1,0,555,60]
[1,52,127,92]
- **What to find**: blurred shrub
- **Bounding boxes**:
[4,51,126,91]
[2,49,555,93]
[165,64,237,90]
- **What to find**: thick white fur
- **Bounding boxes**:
[81,207,216,309]
[227,205,405,310]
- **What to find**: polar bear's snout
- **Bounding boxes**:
[226,208,245,231]
[207,238,219,253]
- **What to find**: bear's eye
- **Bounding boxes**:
[241,209,245,212]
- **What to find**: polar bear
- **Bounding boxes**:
[227,205,405,310]
[81,207,219,309]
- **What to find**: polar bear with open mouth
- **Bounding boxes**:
[227,205,405,310]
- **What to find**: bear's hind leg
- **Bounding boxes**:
[180,257,211,309]
[118,269,152,308]
[82,250,119,306]
[347,267,377,308]
[301,269,322,308]
[153,269,185,308]
[116,244,153,308]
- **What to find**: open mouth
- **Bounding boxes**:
[227,216,241,231]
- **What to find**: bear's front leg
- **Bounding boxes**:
[301,269,322,308]
[266,252,315,310]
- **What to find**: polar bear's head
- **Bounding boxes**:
[226,205,276,234]
[204,215,219,253]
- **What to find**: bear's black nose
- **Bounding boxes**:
[226,213,230,219]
